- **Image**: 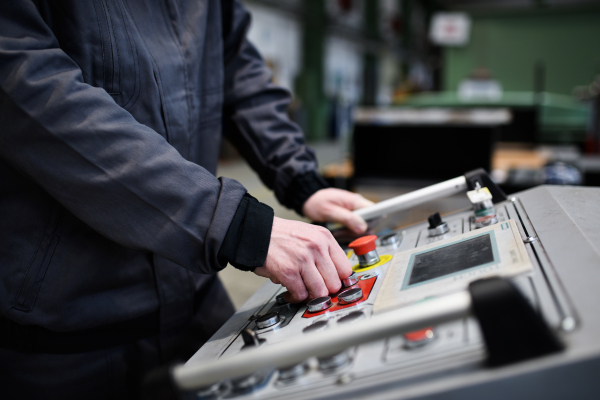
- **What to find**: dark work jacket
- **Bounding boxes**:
[0,0,324,337]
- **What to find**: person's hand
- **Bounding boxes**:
[302,188,374,234]
[253,217,352,303]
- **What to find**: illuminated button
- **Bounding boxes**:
[307,296,333,313]
[303,320,328,334]
[341,272,358,288]
[256,312,280,329]
[337,311,364,324]
[403,327,436,349]
[348,235,379,267]
[338,288,363,305]
[475,214,498,229]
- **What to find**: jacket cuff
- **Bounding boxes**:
[283,171,329,216]
[218,193,274,272]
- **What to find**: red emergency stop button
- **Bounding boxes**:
[348,235,377,256]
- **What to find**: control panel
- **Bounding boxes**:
[187,185,600,400]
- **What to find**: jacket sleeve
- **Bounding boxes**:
[221,0,329,215]
[0,1,246,273]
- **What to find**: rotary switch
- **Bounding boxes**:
[241,328,265,348]
[348,235,380,267]
[427,213,449,237]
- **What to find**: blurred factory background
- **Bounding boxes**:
[220,0,600,308]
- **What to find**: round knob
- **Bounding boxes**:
[348,235,377,256]
[256,312,280,329]
[307,296,333,313]
[427,213,449,237]
[341,272,358,288]
[278,363,306,382]
[380,232,400,247]
[338,287,363,305]
[241,328,265,348]
[276,292,288,305]
[318,351,351,372]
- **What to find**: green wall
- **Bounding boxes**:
[444,11,600,96]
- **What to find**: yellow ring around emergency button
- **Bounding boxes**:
[352,254,393,273]
[346,250,354,259]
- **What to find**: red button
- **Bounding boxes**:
[404,327,435,342]
[348,235,377,256]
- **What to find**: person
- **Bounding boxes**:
[0,1,372,399]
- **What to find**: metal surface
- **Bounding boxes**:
[352,176,468,221]
[176,292,472,390]
[186,185,600,400]
[380,232,401,247]
[357,250,379,267]
[427,221,449,236]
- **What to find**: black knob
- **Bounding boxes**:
[428,212,444,229]
[241,328,265,348]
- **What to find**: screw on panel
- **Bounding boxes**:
[523,236,538,244]
[561,317,577,332]
[336,374,353,385]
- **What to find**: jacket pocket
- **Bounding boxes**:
[13,205,66,312]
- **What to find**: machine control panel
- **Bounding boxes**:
[187,186,598,400]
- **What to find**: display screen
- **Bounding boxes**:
[408,234,494,286]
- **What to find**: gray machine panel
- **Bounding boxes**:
[187,186,600,399]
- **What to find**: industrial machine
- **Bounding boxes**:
[151,171,600,400]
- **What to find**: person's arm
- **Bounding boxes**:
[220,0,329,213]
[219,1,374,301]
[0,1,246,273]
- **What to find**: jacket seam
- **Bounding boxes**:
[11,204,55,310]
[92,0,106,89]
[115,0,141,111]
[120,1,173,142]
[103,0,122,95]
[13,206,65,312]
[159,0,194,158]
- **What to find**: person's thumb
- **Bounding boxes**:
[328,205,368,234]
[352,195,375,210]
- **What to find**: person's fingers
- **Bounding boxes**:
[278,271,309,303]
[299,263,329,299]
[254,266,305,302]
[328,241,353,279]
[352,194,374,209]
[314,249,343,293]
[326,204,368,234]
